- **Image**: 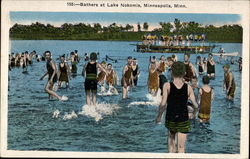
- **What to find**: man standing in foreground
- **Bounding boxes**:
[40,51,68,101]
[156,62,198,153]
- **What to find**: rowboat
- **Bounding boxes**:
[212,52,239,57]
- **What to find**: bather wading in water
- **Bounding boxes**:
[40,51,68,101]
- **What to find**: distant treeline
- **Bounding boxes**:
[9,19,243,42]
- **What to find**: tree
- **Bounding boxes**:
[174,18,181,33]
[137,22,141,32]
[143,22,149,31]
[159,22,173,35]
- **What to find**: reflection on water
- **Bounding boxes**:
[8,40,241,153]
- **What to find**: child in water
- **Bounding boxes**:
[198,76,214,123]
[156,61,198,153]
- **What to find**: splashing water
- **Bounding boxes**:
[52,109,60,118]
[63,111,78,120]
[128,90,162,107]
[78,102,120,122]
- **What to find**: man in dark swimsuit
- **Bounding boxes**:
[40,51,67,101]
[83,52,107,105]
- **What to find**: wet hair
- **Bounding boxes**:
[202,75,210,84]
[70,52,75,55]
[171,62,186,78]
[208,53,213,56]
[107,63,112,66]
[90,52,97,61]
[75,50,78,53]
[152,56,156,59]
[172,54,176,58]
[44,51,51,56]
[184,53,190,58]
[101,61,106,64]
[133,58,137,60]
[128,56,132,59]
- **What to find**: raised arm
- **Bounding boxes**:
[156,82,169,124]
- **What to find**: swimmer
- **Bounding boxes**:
[58,55,70,88]
[223,64,236,100]
[183,53,196,83]
[106,63,118,95]
[148,56,159,96]
[132,58,140,86]
[207,53,216,79]
[156,62,198,153]
[121,56,134,99]
[198,76,214,123]
[97,61,107,93]
[40,51,67,101]
[83,52,107,105]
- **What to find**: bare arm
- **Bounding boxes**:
[188,85,199,116]
[98,63,107,75]
[211,88,214,101]
[156,83,169,123]
[40,72,48,80]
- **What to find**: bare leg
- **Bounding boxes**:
[168,131,176,153]
[45,81,62,100]
[122,86,127,99]
[177,132,187,153]
[86,90,91,105]
[92,90,97,106]
[58,81,62,88]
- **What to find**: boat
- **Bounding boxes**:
[212,52,239,57]
[134,43,216,54]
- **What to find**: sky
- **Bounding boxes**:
[10,12,241,30]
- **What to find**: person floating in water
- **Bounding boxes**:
[58,55,70,88]
[97,61,107,93]
[40,51,67,101]
[121,56,134,99]
[132,58,140,86]
[83,52,107,105]
[106,63,119,95]
[183,53,196,83]
[148,56,159,96]
[156,61,198,153]
[223,64,236,101]
[207,53,216,79]
[198,75,214,123]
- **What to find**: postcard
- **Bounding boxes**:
[1,0,249,158]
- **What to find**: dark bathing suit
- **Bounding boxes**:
[207,60,215,74]
[47,61,58,83]
[184,62,193,82]
[165,82,190,133]
[132,65,139,86]
[85,62,98,91]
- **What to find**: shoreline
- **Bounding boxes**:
[9,38,242,43]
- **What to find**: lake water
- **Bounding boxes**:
[8,40,242,153]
